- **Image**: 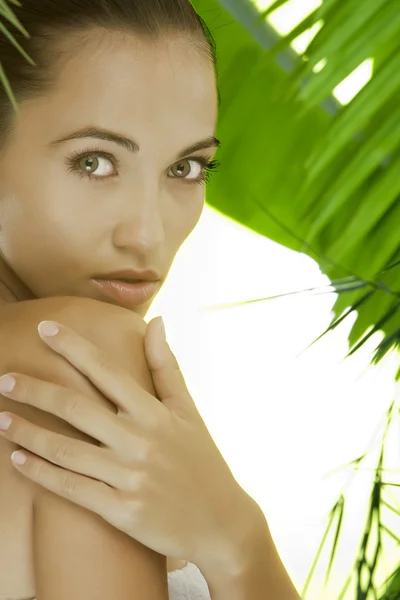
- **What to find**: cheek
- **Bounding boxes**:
[191,191,206,226]
[168,192,204,248]
[1,195,73,255]
[0,193,95,286]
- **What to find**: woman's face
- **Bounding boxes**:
[0,31,219,317]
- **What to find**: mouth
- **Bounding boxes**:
[113,278,145,283]
[92,278,159,307]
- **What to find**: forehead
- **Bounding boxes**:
[15,33,218,151]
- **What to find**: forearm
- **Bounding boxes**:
[199,499,301,600]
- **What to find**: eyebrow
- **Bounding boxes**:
[49,127,221,159]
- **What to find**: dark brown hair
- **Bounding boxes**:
[0,0,218,152]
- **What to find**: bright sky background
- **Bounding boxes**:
[148,3,400,598]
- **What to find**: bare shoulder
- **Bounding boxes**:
[53,296,158,414]
[56,296,152,385]
[0,295,155,483]
[0,294,152,394]
[0,296,169,598]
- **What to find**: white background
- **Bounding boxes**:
[146,203,400,599]
[148,2,397,596]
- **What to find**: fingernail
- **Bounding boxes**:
[38,321,59,337]
[11,451,26,465]
[0,413,12,430]
[0,375,16,393]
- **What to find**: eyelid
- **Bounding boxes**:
[70,145,213,165]
[65,146,218,185]
[72,147,118,163]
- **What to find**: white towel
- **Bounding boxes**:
[26,561,211,600]
[168,562,211,600]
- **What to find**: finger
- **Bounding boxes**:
[145,318,198,418]
[0,373,121,448]
[0,412,127,489]
[10,448,122,527]
[37,320,155,421]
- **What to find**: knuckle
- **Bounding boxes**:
[96,349,114,373]
[133,429,157,458]
[53,440,73,463]
[17,377,34,403]
[142,439,158,463]
[125,468,143,493]
[60,329,75,347]
[31,458,46,481]
[61,472,78,496]
[138,469,152,493]
[121,497,141,528]
[60,390,82,419]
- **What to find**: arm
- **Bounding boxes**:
[204,507,302,600]
[0,296,168,600]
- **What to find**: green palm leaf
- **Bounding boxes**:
[0,0,35,112]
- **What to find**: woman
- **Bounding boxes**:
[0,0,301,598]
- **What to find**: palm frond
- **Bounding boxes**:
[0,0,36,113]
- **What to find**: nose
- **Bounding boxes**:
[112,188,165,254]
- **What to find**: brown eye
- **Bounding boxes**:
[80,155,98,173]
[66,148,120,182]
[169,159,202,180]
[79,155,114,177]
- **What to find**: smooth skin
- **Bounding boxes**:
[0,296,180,599]
[0,26,222,595]
[0,29,219,318]
[0,317,261,580]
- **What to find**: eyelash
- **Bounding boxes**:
[65,146,221,187]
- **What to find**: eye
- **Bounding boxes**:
[79,155,114,177]
[168,157,220,186]
[65,148,220,187]
[169,159,203,180]
[65,148,119,182]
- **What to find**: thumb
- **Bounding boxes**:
[144,317,197,419]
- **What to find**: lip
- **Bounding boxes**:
[92,279,159,307]
[93,268,160,282]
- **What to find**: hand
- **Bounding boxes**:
[0,318,256,571]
